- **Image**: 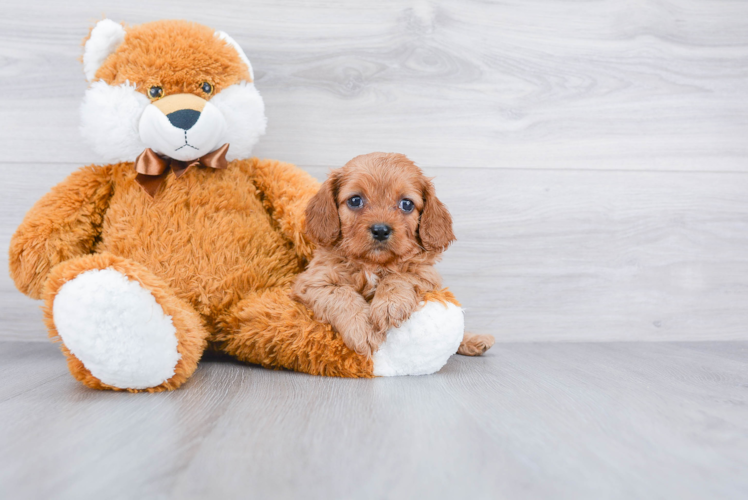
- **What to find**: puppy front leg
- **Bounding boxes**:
[293,281,378,357]
[369,276,420,336]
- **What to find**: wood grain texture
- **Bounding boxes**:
[2,0,748,170]
[0,340,746,499]
[2,0,748,342]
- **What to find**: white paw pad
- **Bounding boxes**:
[53,268,181,389]
[372,301,464,376]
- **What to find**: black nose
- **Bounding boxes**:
[370,224,392,241]
[167,109,201,130]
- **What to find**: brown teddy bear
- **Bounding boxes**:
[8,19,475,392]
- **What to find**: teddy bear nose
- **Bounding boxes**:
[167,109,201,130]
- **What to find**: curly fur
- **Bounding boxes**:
[293,153,492,357]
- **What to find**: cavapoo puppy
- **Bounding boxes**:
[293,152,495,357]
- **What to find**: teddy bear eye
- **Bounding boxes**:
[347,196,364,209]
[201,82,214,95]
[148,86,163,99]
[399,199,415,213]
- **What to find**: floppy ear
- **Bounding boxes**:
[214,31,255,81]
[305,172,341,247]
[83,19,126,82]
[419,179,456,252]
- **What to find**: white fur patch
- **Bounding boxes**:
[214,31,254,81]
[373,301,464,376]
[365,271,379,289]
[84,19,126,82]
[79,80,264,163]
[210,82,267,161]
[139,101,227,162]
[80,81,150,164]
[53,268,181,390]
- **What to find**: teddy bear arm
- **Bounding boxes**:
[9,165,114,299]
[249,158,320,264]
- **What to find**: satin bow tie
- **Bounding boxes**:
[134,143,230,198]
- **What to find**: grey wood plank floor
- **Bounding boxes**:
[1,340,746,499]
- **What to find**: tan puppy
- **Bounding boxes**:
[293,152,495,357]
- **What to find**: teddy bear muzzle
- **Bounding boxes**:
[138,93,227,162]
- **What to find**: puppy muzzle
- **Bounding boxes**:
[370,224,392,242]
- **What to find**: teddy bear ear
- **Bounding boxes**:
[214,31,255,81]
[83,19,126,82]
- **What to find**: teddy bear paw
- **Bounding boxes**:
[52,268,181,389]
[371,301,464,376]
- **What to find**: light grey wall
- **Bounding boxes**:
[2,0,748,341]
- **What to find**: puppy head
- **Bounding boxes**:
[305,153,455,264]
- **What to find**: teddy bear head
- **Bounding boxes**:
[80,19,266,164]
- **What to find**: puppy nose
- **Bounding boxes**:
[167,109,201,131]
[370,224,392,241]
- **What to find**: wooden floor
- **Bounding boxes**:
[1,340,746,499]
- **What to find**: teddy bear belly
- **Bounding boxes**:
[96,195,301,321]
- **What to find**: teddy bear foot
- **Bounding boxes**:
[371,300,464,376]
[52,268,182,390]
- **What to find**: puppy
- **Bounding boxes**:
[293,152,495,357]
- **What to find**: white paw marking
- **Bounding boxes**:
[53,268,181,389]
[372,301,464,376]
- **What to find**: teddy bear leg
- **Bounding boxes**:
[217,286,375,378]
[218,287,465,378]
[370,289,465,376]
[43,253,209,392]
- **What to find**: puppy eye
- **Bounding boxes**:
[201,82,214,95]
[399,199,415,213]
[148,86,164,99]
[347,196,364,209]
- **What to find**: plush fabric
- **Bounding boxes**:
[42,252,208,392]
[372,301,464,377]
[53,267,181,389]
[80,81,150,163]
[83,19,126,82]
[8,19,467,391]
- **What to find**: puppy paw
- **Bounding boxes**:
[457,333,495,356]
[340,316,379,358]
[366,328,388,355]
[370,298,416,334]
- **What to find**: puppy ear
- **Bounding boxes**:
[83,19,126,82]
[419,179,455,252]
[305,172,341,247]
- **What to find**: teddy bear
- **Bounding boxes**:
[8,19,470,392]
